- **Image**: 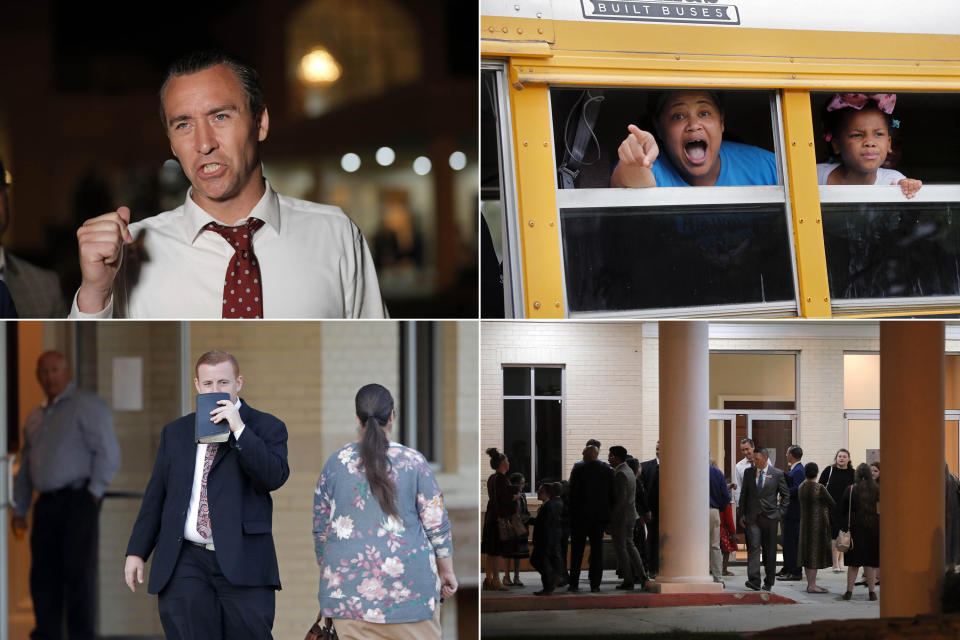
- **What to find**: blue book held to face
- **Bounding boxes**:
[196,392,231,444]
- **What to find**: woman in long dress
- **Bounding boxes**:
[798,462,835,593]
[482,448,517,590]
[841,463,880,601]
[819,448,855,572]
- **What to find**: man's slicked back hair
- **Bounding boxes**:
[159,50,265,128]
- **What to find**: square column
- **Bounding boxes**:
[880,321,944,616]
[654,321,722,593]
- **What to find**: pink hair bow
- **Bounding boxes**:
[826,93,897,114]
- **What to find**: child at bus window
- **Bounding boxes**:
[818,93,922,198]
[610,90,778,188]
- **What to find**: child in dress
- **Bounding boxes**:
[818,93,922,198]
[502,473,530,587]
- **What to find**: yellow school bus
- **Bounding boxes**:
[481,0,960,318]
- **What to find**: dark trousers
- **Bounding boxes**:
[30,487,99,640]
[633,518,646,562]
[559,527,570,583]
[645,517,660,574]
[158,544,275,640]
[747,515,780,588]
[569,523,605,589]
[782,516,801,575]
[530,544,561,593]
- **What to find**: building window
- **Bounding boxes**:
[502,365,563,493]
[399,322,440,464]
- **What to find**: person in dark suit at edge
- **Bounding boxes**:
[640,440,660,576]
[739,447,789,592]
[124,349,289,638]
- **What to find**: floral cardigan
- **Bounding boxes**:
[313,442,453,623]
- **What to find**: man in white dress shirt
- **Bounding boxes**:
[72,50,386,319]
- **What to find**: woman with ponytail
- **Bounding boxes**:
[313,384,457,639]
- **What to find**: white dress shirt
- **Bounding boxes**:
[69,181,387,319]
[184,399,244,545]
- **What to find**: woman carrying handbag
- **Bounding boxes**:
[311,385,458,639]
[840,463,880,602]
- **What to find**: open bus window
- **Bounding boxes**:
[551,87,794,315]
[812,92,960,308]
[551,88,779,189]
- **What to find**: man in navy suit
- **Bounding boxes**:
[639,440,660,575]
[124,350,289,638]
[778,445,806,581]
[568,445,614,592]
[739,447,789,591]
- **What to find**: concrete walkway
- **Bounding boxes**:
[481,566,880,637]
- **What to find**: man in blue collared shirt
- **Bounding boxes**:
[12,351,121,640]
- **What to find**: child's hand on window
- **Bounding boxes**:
[895,178,923,199]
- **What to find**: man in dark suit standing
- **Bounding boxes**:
[568,445,614,592]
[778,445,805,581]
[739,447,789,591]
[640,440,660,576]
[124,350,289,638]
[609,446,647,590]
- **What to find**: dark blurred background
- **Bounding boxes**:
[0,0,478,317]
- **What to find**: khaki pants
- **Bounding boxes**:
[333,606,441,640]
[709,508,722,580]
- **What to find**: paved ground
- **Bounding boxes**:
[481,565,880,637]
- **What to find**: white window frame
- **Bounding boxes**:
[501,364,565,495]
[481,62,524,318]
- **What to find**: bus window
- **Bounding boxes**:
[551,88,797,316]
[552,88,778,189]
[812,92,960,313]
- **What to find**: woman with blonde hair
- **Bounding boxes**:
[313,384,457,639]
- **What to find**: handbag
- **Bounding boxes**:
[497,513,528,541]
[305,613,338,640]
[836,487,854,553]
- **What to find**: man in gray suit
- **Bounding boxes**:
[0,158,66,317]
[608,445,647,590]
[739,447,789,591]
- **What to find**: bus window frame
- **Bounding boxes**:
[551,88,803,318]
[818,183,960,317]
[482,60,525,318]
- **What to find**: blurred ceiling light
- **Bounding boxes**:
[375,147,396,166]
[413,156,432,176]
[341,153,361,173]
[299,47,342,85]
[448,151,467,171]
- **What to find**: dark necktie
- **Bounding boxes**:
[204,218,265,318]
[196,443,218,539]
[758,470,764,491]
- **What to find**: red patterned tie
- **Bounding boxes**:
[204,218,265,318]
[196,443,218,539]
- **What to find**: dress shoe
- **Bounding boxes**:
[762,584,772,592]
[842,591,852,600]
[533,589,555,596]
[775,570,789,578]
[745,581,761,591]
[722,570,735,576]
[615,582,635,590]
[854,579,866,586]
[590,586,601,593]
[782,574,802,581]
[567,585,580,593]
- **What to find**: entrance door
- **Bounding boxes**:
[748,416,795,471]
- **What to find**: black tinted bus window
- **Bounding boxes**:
[561,204,794,311]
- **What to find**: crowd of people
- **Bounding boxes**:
[482,435,960,601]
